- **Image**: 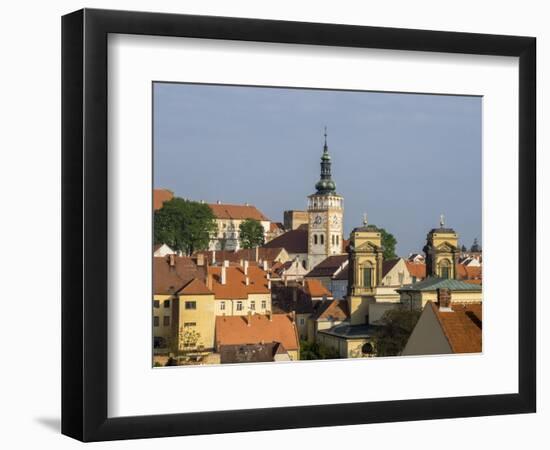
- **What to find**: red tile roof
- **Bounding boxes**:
[153,255,204,295]
[215,314,299,351]
[457,264,482,281]
[196,247,286,265]
[207,203,269,221]
[153,189,174,211]
[312,299,349,321]
[263,226,308,254]
[207,265,270,299]
[430,302,482,353]
[180,278,212,295]
[304,279,333,299]
[405,261,427,279]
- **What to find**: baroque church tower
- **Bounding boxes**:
[307,129,344,270]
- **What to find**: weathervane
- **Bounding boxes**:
[440,214,445,228]
[363,213,368,226]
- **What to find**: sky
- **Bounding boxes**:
[153,82,481,256]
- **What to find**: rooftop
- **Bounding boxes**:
[398,276,482,292]
[430,302,482,353]
[215,314,299,351]
[207,265,270,299]
[207,202,269,221]
[306,254,348,278]
[318,322,379,339]
[263,225,308,254]
[153,189,174,211]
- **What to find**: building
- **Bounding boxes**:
[219,342,291,364]
[215,313,300,361]
[307,130,344,269]
[402,288,482,356]
[423,215,460,279]
[152,254,207,351]
[271,257,309,284]
[207,261,272,317]
[153,188,174,211]
[153,243,176,257]
[309,299,349,343]
[397,277,482,309]
[304,254,349,298]
[263,224,309,269]
[346,219,384,325]
[303,279,334,301]
[283,210,309,231]
[196,247,290,267]
[266,222,285,243]
[207,202,271,251]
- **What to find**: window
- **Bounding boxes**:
[336,235,339,245]
[440,260,451,279]
[153,300,160,308]
[220,301,225,311]
[261,300,267,309]
[153,316,159,327]
[163,299,170,308]
[163,316,170,326]
[320,234,324,245]
[412,276,417,284]
[236,301,243,311]
[363,267,373,288]
[299,318,305,325]
[250,301,255,310]
[185,301,196,310]
[331,235,335,245]
[314,234,318,245]
[441,266,450,279]
[184,322,196,327]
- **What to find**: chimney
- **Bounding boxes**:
[224,260,229,268]
[221,266,227,285]
[207,273,213,290]
[290,311,296,323]
[255,247,259,262]
[197,253,204,266]
[245,276,249,286]
[212,250,216,265]
[268,279,271,290]
[168,254,176,268]
[437,288,452,311]
[262,260,268,271]
[240,259,244,267]
[247,310,252,326]
[244,260,249,276]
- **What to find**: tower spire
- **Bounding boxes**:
[314,127,336,195]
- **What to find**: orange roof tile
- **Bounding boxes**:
[207,203,269,221]
[153,255,204,295]
[153,189,174,210]
[312,299,349,321]
[430,302,482,353]
[207,265,270,299]
[215,314,299,351]
[405,261,427,279]
[304,279,333,299]
[180,278,212,295]
[457,264,482,281]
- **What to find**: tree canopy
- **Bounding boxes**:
[371,225,398,260]
[371,308,421,356]
[239,219,265,249]
[154,197,216,255]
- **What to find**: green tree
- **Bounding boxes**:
[371,308,421,356]
[154,197,216,255]
[299,340,340,360]
[371,225,397,260]
[239,219,265,249]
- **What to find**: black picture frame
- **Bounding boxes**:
[62,8,536,442]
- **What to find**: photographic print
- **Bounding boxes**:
[152,82,482,367]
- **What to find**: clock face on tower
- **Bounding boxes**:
[311,214,324,229]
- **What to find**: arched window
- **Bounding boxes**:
[439,259,451,279]
[331,235,335,245]
[320,234,324,245]
[362,262,374,288]
[314,234,318,245]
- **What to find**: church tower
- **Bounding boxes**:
[307,129,344,270]
[423,215,459,279]
[346,215,384,325]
